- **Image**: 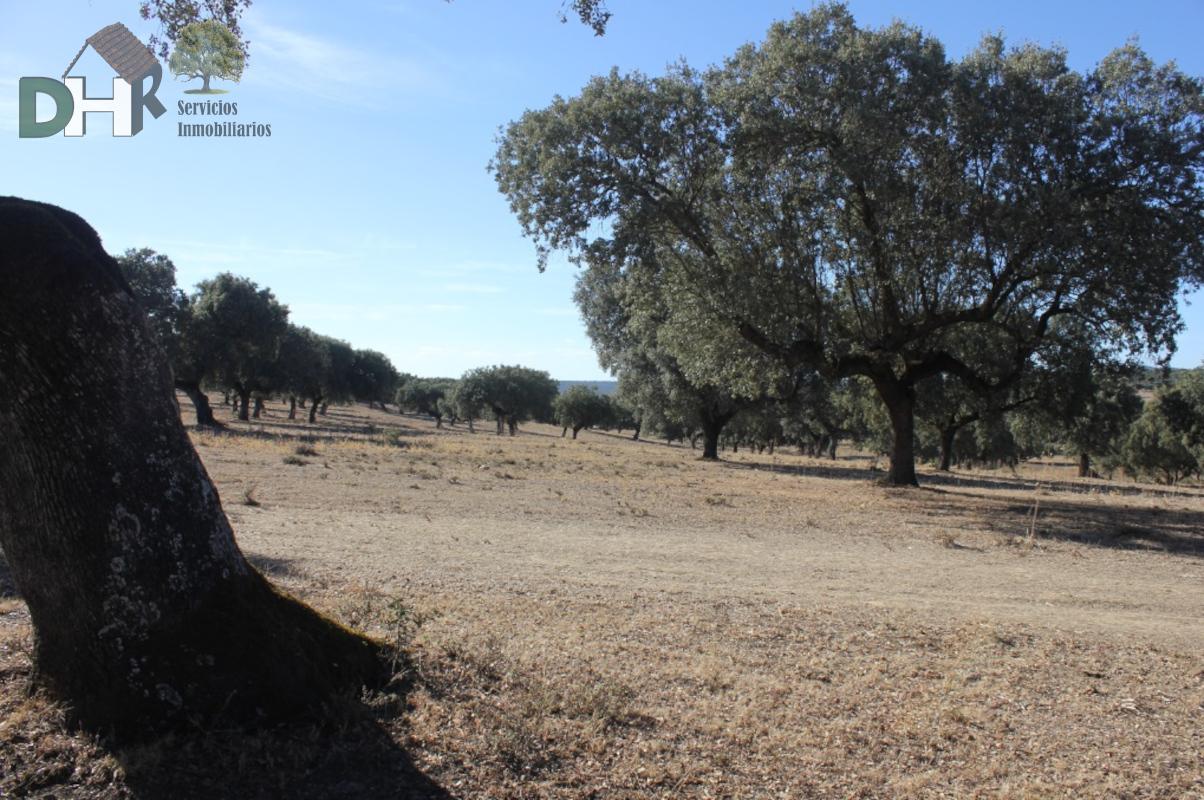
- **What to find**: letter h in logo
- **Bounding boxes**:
[18,23,165,138]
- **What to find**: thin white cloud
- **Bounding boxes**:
[443,282,504,294]
[290,301,465,322]
[244,13,443,104]
[418,259,527,278]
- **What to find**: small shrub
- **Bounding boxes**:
[295,443,319,457]
[282,454,308,466]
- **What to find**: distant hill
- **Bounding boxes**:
[558,380,618,396]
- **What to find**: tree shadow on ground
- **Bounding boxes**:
[114,705,452,800]
[954,493,1204,558]
[720,455,1204,500]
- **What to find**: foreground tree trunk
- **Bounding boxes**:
[174,379,220,428]
[1078,452,1091,478]
[308,395,322,424]
[0,198,387,734]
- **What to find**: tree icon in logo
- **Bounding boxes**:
[168,20,244,94]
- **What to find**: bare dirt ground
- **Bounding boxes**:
[2,396,1202,798]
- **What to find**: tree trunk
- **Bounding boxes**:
[237,388,250,421]
[319,403,328,416]
[308,395,321,424]
[252,396,264,419]
[468,418,475,433]
[827,436,837,460]
[631,421,641,441]
[201,73,211,92]
[507,417,518,436]
[938,426,956,472]
[877,379,919,486]
[1078,452,1090,478]
[175,380,220,428]
[572,426,582,439]
[288,396,297,420]
[0,198,386,734]
[561,427,568,438]
[700,414,731,461]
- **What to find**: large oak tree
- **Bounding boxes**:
[493,4,1204,485]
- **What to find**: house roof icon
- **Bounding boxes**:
[62,23,158,83]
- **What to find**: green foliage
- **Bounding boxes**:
[168,19,245,90]
[458,365,559,433]
[396,378,457,421]
[1121,368,1204,483]
[553,385,611,437]
[113,248,183,347]
[190,273,288,401]
[350,349,400,406]
[272,325,329,403]
[141,0,251,62]
[493,3,1204,483]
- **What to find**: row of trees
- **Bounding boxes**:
[493,4,1204,485]
[117,249,402,427]
[120,244,1204,482]
[118,249,591,440]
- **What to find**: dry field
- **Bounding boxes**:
[2,396,1202,799]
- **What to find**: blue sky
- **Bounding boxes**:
[3,0,1203,380]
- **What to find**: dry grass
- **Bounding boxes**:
[2,396,1203,798]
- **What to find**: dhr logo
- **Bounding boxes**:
[19,23,166,138]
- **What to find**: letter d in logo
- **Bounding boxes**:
[18,78,75,138]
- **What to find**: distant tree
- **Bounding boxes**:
[573,243,777,459]
[113,248,181,344]
[396,378,456,428]
[318,337,357,419]
[602,395,637,436]
[1120,367,1204,483]
[269,325,328,421]
[190,273,288,421]
[493,5,1204,485]
[350,349,400,410]
[449,378,487,432]
[1121,401,1198,484]
[458,365,558,435]
[113,248,220,428]
[554,384,611,438]
[168,19,245,92]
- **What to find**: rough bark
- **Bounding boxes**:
[1078,452,1090,478]
[288,396,297,420]
[0,197,387,734]
[308,395,321,424]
